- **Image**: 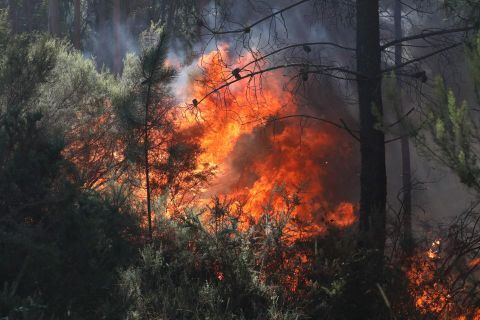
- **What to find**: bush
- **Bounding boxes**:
[119,201,305,320]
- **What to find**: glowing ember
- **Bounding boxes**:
[426,239,441,259]
[408,259,450,314]
[63,100,125,191]
[468,258,480,268]
[456,309,480,320]
[407,239,480,319]
[407,239,451,314]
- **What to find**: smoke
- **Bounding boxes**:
[184,0,478,231]
[180,1,359,217]
[380,0,477,229]
[77,0,474,229]
[83,19,137,73]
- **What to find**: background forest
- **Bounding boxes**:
[0,0,480,319]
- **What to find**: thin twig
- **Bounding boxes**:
[201,0,312,35]
[380,26,475,50]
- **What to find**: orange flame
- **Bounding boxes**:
[64,44,357,240]
[407,239,480,319]
[468,258,480,268]
[179,45,357,238]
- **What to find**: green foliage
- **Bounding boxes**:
[444,0,480,25]
[419,77,480,190]
[467,33,480,102]
[118,201,305,320]
[33,42,128,190]
[0,34,57,109]
[115,24,176,130]
[139,24,176,88]
[0,5,446,320]
[113,24,212,215]
[0,16,140,320]
[36,43,118,124]
[414,33,480,193]
[114,24,174,166]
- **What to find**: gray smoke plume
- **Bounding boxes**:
[185,0,477,230]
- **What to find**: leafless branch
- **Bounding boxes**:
[192,63,361,107]
[264,114,360,141]
[382,42,463,74]
[380,26,475,50]
[200,0,312,35]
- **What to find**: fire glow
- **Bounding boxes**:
[62,42,479,314]
[179,45,357,237]
[407,239,480,319]
[64,44,358,239]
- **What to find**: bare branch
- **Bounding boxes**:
[232,41,355,77]
[193,63,361,107]
[264,114,360,141]
[380,26,475,50]
[200,0,312,35]
[386,107,415,128]
[382,42,463,74]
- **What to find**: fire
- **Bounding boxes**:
[407,239,455,315]
[407,257,451,314]
[457,309,480,320]
[179,45,357,238]
[284,253,309,292]
[63,100,125,191]
[216,271,224,281]
[407,239,480,319]
[62,44,357,241]
[427,239,441,259]
[468,258,480,268]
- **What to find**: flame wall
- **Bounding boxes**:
[177,45,359,236]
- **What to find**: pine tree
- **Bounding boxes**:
[115,25,176,240]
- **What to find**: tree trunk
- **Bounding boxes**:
[24,0,32,31]
[394,0,414,255]
[73,0,81,49]
[165,1,177,35]
[347,3,388,318]
[113,0,122,74]
[356,0,387,255]
[92,1,109,70]
[8,0,19,33]
[48,0,60,36]
[144,87,153,240]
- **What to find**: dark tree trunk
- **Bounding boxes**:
[73,0,81,49]
[394,0,414,255]
[24,0,32,31]
[344,2,389,318]
[92,1,110,69]
[113,0,122,74]
[8,0,19,33]
[356,0,387,255]
[48,0,60,36]
[166,1,177,35]
[144,86,153,240]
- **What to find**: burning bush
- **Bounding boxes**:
[403,206,480,319]
[119,194,310,320]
